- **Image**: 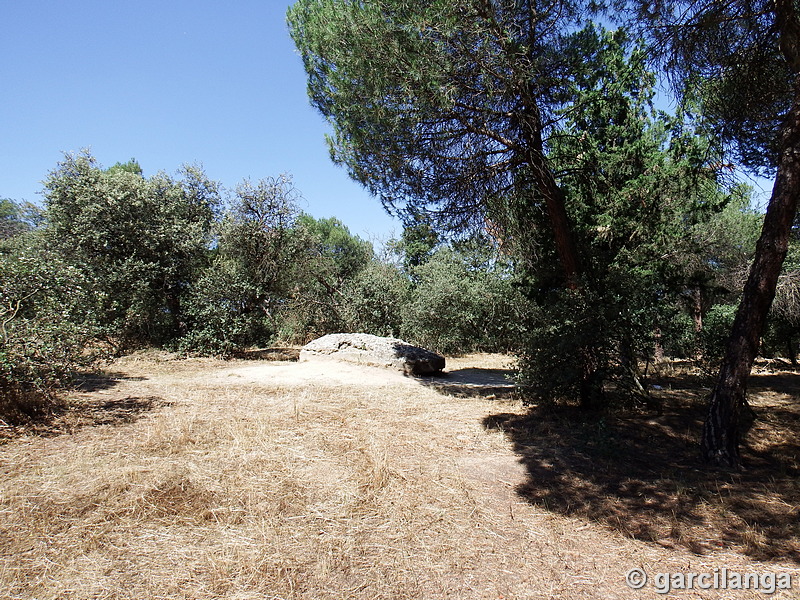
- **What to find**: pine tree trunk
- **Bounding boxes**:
[541,182,581,290]
[702,80,800,468]
[521,124,582,289]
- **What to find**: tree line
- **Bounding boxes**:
[2,147,797,435]
[0,152,530,423]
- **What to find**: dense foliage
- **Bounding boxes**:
[0,147,768,427]
[43,153,220,347]
[0,232,97,423]
[288,2,762,410]
[625,0,800,466]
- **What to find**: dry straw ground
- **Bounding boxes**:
[1,351,798,599]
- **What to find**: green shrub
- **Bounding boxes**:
[400,249,527,354]
[660,310,696,359]
[701,303,738,360]
[42,152,219,347]
[342,260,410,338]
[177,257,274,356]
[0,238,99,423]
[401,250,482,354]
[516,266,659,408]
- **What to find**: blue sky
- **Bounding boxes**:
[0,1,400,241]
[1,2,774,240]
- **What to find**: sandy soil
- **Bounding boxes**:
[216,354,517,390]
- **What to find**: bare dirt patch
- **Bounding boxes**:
[1,352,798,599]
[218,357,418,388]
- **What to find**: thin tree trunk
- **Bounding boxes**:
[692,287,703,333]
[654,326,665,363]
[702,79,800,468]
[692,286,703,360]
[788,334,798,366]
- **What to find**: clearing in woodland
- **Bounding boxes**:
[1,351,798,599]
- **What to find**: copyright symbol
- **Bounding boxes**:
[626,568,647,589]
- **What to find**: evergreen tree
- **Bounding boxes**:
[288,0,629,404]
[518,26,728,405]
[628,0,800,466]
[290,3,728,406]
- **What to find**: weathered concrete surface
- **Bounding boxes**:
[300,333,445,375]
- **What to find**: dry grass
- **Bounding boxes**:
[1,351,798,599]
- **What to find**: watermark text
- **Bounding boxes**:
[625,567,794,594]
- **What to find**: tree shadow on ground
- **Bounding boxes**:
[419,367,519,399]
[74,371,147,392]
[1,371,169,441]
[58,395,172,431]
[234,347,300,361]
[483,371,800,563]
